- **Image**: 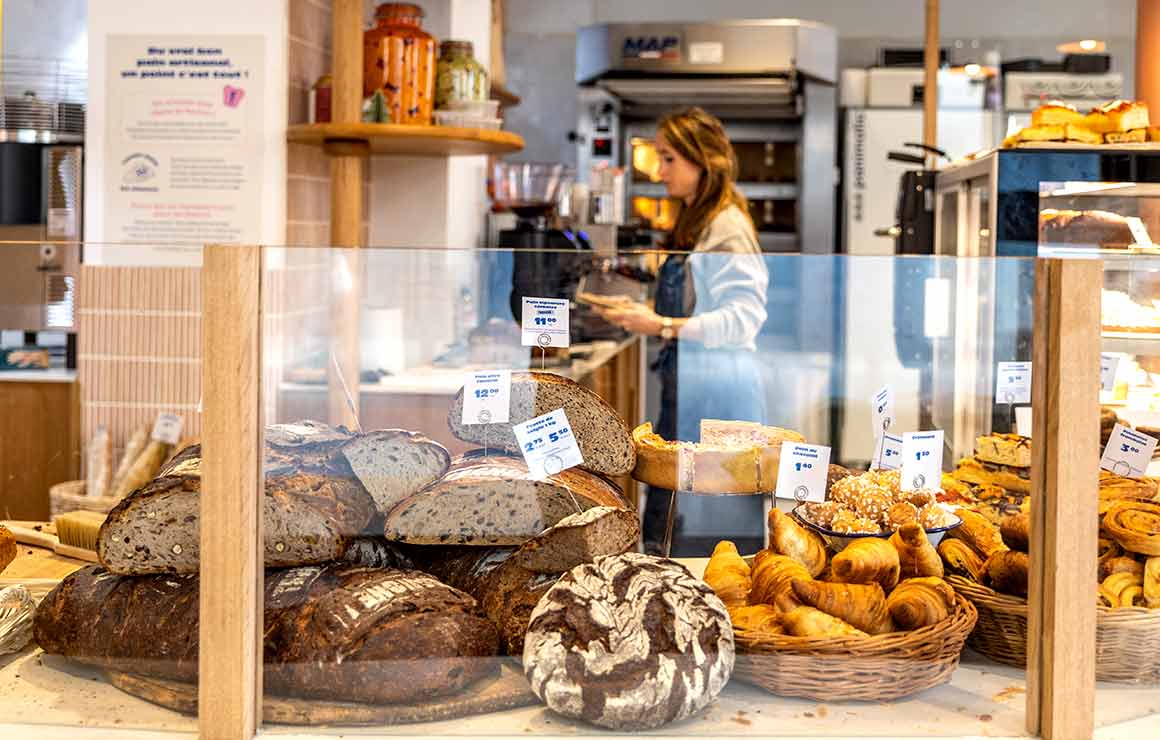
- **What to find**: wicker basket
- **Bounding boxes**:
[731,594,978,701]
[947,574,1160,683]
[49,481,121,518]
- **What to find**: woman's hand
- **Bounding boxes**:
[595,301,665,336]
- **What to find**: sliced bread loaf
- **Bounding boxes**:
[510,506,639,573]
[447,372,635,476]
[383,455,627,546]
[340,430,451,515]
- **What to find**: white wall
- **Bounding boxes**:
[2,0,87,66]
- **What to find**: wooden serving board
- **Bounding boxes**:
[106,658,538,726]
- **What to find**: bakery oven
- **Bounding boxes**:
[574,19,837,255]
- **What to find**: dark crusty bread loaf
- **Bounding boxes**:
[0,525,16,574]
[34,564,500,704]
[99,422,377,575]
[383,455,627,546]
[340,537,415,570]
[341,429,451,515]
[447,372,635,476]
[523,553,734,729]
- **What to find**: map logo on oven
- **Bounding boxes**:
[622,35,681,62]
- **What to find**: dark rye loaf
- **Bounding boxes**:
[447,372,635,476]
[34,564,499,705]
[382,455,627,546]
[523,553,734,730]
[99,422,383,575]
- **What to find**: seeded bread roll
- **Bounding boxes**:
[523,553,734,730]
[447,372,635,476]
[340,429,451,515]
[34,564,499,704]
[383,455,627,546]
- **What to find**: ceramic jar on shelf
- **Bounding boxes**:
[362,2,436,125]
[435,40,488,109]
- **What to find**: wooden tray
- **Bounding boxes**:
[106,658,538,726]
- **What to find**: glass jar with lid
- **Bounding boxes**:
[435,40,489,109]
[363,3,437,125]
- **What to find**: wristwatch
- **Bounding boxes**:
[660,317,676,341]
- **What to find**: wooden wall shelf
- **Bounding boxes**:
[287,122,524,157]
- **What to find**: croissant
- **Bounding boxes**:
[830,537,900,590]
[769,509,827,577]
[781,605,868,638]
[790,578,894,634]
[1000,512,1031,553]
[886,577,955,630]
[750,553,812,608]
[1098,555,1144,583]
[949,508,1008,558]
[985,550,1030,597]
[728,604,783,634]
[938,538,986,582]
[703,540,752,608]
[890,523,944,580]
[1145,557,1160,608]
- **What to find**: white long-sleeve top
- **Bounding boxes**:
[681,205,769,351]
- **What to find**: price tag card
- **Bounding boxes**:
[871,385,895,435]
[151,413,184,445]
[996,362,1032,405]
[1100,424,1158,479]
[521,297,570,348]
[775,443,832,503]
[461,370,512,425]
[871,433,904,471]
[901,430,944,491]
[1015,406,1033,437]
[513,409,584,480]
[1101,354,1121,392]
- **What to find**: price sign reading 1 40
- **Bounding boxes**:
[461,370,512,425]
[775,443,831,503]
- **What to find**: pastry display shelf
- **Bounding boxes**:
[287,123,524,157]
[1101,331,1160,355]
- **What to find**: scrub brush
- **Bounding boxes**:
[51,511,106,562]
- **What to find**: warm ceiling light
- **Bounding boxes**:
[1057,39,1106,53]
[964,63,983,77]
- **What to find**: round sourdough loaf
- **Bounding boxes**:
[522,552,734,729]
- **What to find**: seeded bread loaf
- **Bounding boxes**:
[383,455,627,546]
[341,430,451,515]
[447,372,635,476]
[523,553,734,729]
[34,564,499,704]
[99,422,377,575]
[510,506,639,573]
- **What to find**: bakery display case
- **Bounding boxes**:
[0,242,1145,739]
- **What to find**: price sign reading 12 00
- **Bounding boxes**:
[461,370,512,425]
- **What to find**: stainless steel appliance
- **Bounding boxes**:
[574,19,837,255]
[0,57,85,352]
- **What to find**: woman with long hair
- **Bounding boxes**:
[597,107,769,555]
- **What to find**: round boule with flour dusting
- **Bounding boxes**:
[522,552,734,730]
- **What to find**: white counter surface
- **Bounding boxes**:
[0,368,76,383]
[279,338,639,397]
[2,555,1157,739]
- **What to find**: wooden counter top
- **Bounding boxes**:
[2,542,87,581]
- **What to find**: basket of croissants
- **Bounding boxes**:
[939,475,1160,684]
[703,508,977,702]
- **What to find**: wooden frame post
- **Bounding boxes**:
[200,244,264,740]
[1027,258,1100,739]
[923,0,939,168]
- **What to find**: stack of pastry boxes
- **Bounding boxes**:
[951,434,1031,521]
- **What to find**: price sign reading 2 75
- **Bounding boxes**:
[513,408,585,480]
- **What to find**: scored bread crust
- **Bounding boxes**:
[382,455,628,546]
[447,371,635,476]
[631,421,804,493]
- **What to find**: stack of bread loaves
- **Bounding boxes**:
[35,372,649,711]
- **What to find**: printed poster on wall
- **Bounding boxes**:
[103,35,264,262]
